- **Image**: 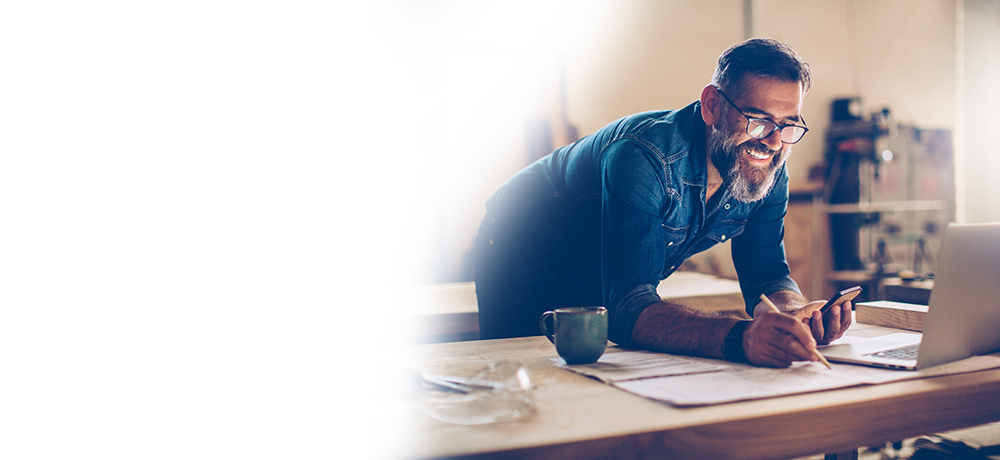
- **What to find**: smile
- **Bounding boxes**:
[745,147,772,161]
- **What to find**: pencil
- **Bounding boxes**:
[759,294,833,370]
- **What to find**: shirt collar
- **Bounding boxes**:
[685,101,708,188]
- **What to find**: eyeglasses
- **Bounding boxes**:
[715,88,809,144]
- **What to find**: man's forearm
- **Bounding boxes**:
[630,301,745,359]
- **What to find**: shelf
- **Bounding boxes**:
[822,200,947,214]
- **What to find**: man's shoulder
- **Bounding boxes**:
[615,101,700,133]
[607,101,702,161]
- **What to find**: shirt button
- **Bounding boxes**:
[668,241,673,246]
[721,235,726,241]
[670,265,676,270]
[724,204,731,210]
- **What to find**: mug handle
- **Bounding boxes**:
[539,310,556,344]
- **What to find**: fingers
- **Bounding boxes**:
[814,301,854,345]
[831,301,852,341]
[809,309,825,342]
[792,300,826,321]
[774,312,819,354]
[744,312,817,367]
[827,306,842,343]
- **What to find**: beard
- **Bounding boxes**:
[708,122,789,203]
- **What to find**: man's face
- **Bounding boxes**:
[708,76,804,203]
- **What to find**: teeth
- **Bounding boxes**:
[747,149,771,160]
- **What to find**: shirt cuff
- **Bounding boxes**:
[608,284,662,346]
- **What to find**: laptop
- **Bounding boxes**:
[821,222,1000,370]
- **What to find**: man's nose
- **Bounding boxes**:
[762,128,783,151]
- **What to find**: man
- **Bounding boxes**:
[474,38,851,367]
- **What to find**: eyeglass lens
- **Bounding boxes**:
[747,119,805,143]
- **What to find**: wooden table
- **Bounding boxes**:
[383,335,1000,460]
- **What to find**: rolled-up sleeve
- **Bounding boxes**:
[731,167,801,317]
[600,140,669,345]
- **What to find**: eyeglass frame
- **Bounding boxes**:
[714,87,809,144]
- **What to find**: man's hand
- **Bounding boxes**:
[754,291,854,347]
[790,300,853,345]
[742,310,818,367]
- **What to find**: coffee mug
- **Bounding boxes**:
[539,307,608,365]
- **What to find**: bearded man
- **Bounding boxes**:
[473,38,851,367]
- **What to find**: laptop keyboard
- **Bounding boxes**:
[866,343,921,360]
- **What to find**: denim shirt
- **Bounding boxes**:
[484,101,800,346]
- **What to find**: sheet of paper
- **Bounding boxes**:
[554,349,1000,406]
[613,360,892,406]
[551,350,729,382]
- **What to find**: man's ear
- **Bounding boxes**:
[701,85,721,126]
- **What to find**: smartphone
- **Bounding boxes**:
[820,285,862,314]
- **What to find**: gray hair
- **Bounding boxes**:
[711,38,812,99]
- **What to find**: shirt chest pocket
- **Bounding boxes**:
[692,220,746,253]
